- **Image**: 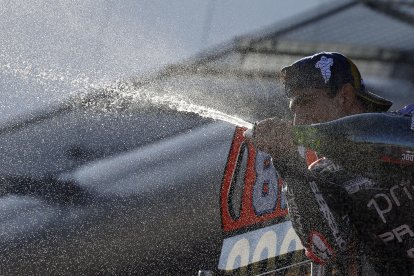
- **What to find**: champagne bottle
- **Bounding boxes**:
[293,112,414,176]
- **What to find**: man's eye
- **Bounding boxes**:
[289,94,318,112]
[294,95,316,106]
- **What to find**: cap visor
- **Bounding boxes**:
[357,91,393,112]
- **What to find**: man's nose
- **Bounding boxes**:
[289,98,297,113]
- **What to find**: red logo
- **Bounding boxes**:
[220,127,288,233]
[306,231,335,264]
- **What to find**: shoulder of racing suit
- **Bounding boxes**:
[285,156,354,266]
[308,157,376,195]
[286,155,414,274]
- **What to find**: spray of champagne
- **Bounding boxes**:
[85,80,255,130]
[1,57,254,130]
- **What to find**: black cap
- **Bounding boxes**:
[281,52,393,112]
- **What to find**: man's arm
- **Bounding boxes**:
[251,118,354,265]
[251,118,307,177]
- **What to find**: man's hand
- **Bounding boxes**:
[251,118,307,177]
[251,118,296,159]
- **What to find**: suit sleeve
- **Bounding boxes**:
[282,157,354,264]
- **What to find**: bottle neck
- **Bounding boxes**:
[293,125,326,153]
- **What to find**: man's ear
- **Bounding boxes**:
[336,83,357,109]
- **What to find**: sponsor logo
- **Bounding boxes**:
[378,224,414,244]
[343,176,375,194]
[411,116,414,130]
[402,152,414,162]
[307,231,335,264]
[310,181,346,250]
[285,186,306,240]
[219,127,303,273]
[407,248,414,258]
[218,221,303,270]
[220,127,287,233]
[253,151,279,216]
[310,158,342,174]
[315,56,334,83]
[378,224,414,259]
[367,180,413,224]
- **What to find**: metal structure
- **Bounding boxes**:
[145,0,413,111]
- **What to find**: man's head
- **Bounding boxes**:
[281,52,392,125]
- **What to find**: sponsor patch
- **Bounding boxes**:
[315,56,334,83]
[343,176,376,194]
[367,179,414,224]
[220,127,287,232]
[218,221,303,270]
[309,158,341,174]
[378,224,414,244]
[310,181,347,250]
[285,186,306,240]
[411,116,414,130]
[307,231,335,264]
[219,127,305,273]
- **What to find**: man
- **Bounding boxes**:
[251,52,413,275]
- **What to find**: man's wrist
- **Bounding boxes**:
[272,151,308,179]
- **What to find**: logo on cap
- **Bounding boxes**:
[315,56,333,83]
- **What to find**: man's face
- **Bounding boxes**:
[288,88,345,125]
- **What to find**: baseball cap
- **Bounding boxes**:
[281,52,393,112]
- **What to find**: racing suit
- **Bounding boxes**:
[252,106,414,275]
[283,147,414,275]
